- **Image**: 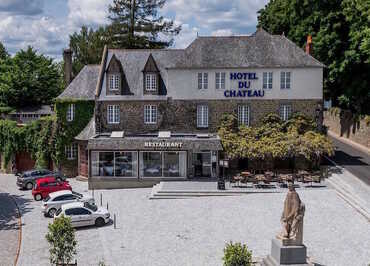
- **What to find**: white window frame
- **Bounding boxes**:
[66,104,75,122]
[65,144,78,160]
[109,74,120,91]
[263,72,273,89]
[145,73,157,91]
[280,72,291,89]
[144,105,157,124]
[280,104,292,121]
[238,105,250,126]
[197,105,209,128]
[215,72,226,89]
[197,73,208,89]
[107,105,120,124]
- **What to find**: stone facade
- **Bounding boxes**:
[96,99,322,135]
[324,110,370,149]
[78,143,88,177]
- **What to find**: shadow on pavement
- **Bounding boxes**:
[0,192,33,231]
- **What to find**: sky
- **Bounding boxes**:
[0,0,269,60]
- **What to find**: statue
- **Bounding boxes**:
[277,182,305,246]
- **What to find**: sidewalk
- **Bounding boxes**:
[328,130,370,155]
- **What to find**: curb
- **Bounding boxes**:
[10,195,22,266]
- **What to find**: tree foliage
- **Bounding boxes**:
[218,113,334,169]
[223,241,253,266]
[0,41,8,60]
[0,47,63,108]
[69,26,108,75]
[107,0,181,48]
[45,215,77,265]
[257,0,370,114]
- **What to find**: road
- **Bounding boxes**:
[326,136,370,186]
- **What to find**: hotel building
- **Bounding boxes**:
[58,29,324,188]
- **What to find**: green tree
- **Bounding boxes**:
[107,0,181,48]
[0,41,8,59]
[0,47,63,108]
[69,26,108,75]
[257,0,370,114]
[45,215,77,265]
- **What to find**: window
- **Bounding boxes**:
[145,73,157,91]
[139,151,186,178]
[144,105,157,124]
[280,72,291,89]
[65,144,78,160]
[215,72,226,89]
[91,151,138,177]
[263,72,273,89]
[109,74,120,90]
[107,105,120,124]
[280,104,292,121]
[66,104,75,122]
[238,105,250,126]
[197,105,208,128]
[197,73,208,89]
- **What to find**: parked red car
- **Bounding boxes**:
[32,177,72,201]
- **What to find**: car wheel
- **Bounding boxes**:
[95,217,105,227]
[48,208,57,217]
[26,182,33,190]
[34,194,42,201]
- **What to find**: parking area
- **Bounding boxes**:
[0,174,369,266]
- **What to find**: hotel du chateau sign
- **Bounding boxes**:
[224,72,265,98]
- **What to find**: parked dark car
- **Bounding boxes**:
[16,169,66,190]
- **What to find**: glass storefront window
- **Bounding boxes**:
[91,151,138,177]
[163,152,186,177]
[99,152,114,176]
[140,152,162,177]
[114,152,137,177]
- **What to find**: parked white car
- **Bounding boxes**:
[54,202,110,228]
[42,190,94,217]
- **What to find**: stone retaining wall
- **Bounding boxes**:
[324,110,370,149]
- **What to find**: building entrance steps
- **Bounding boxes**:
[149,181,329,200]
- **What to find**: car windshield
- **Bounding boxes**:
[84,202,97,212]
[43,196,50,202]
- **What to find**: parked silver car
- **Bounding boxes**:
[42,190,94,217]
[54,202,110,228]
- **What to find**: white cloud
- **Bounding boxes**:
[67,0,110,31]
[172,23,198,48]
[0,0,44,15]
[211,29,233,36]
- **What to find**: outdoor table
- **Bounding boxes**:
[241,171,252,177]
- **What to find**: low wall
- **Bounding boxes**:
[324,109,370,149]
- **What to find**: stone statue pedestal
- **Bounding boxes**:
[262,239,311,265]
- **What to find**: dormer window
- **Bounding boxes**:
[145,73,157,91]
[109,74,120,91]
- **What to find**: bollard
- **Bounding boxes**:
[100,193,102,206]
[114,214,116,229]
[106,202,109,210]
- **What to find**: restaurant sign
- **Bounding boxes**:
[144,141,183,149]
[224,72,265,98]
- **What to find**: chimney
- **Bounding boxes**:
[305,35,312,55]
[63,48,73,86]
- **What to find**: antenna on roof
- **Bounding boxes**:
[196,31,199,37]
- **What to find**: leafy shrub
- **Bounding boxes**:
[223,241,252,266]
[45,215,77,265]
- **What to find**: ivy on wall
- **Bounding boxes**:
[0,99,94,170]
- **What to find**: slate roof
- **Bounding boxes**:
[57,65,100,100]
[10,105,53,114]
[75,117,96,141]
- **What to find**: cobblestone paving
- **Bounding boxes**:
[0,190,19,266]
[0,174,369,266]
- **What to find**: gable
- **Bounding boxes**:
[143,54,160,72]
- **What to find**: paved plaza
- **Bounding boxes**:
[0,174,369,266]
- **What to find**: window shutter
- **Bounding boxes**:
[198,73,202,89]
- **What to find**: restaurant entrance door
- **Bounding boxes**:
[193,152,212,178]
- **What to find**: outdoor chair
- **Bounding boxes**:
[229,175,240,188]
